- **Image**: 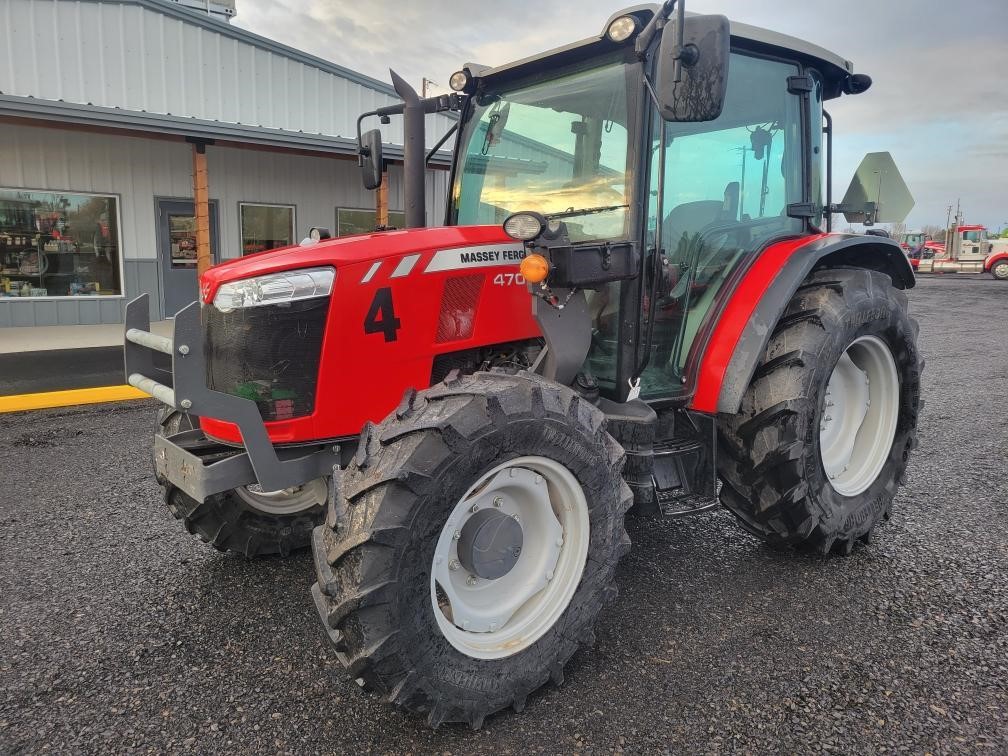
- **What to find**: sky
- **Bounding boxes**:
[233,0,1008,233]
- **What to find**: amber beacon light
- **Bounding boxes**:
[519,253,550,284]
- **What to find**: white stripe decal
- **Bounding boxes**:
[423,244,526,273]
[390,253,422,278]
[361,261,382,283]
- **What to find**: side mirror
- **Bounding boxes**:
[655,14,730,122]
[360,129,384,190]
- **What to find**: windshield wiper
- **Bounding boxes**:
[547,204,629,220]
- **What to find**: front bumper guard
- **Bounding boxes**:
[124,294,337,501]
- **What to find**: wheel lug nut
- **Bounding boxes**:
[453,530,461,540]
[470,503,479,513]
[511,514,520,523]
[449,559,460,571]
[467,575,478,586]
[493,496,504,507]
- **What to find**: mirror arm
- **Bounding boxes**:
[426,121,459,166]
[635,0,676,59]
[356,103,408,164]
[671,0,688,82]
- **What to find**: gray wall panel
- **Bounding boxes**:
[11,305,35,327]
[57,301,79,325]
[32,306,58,327]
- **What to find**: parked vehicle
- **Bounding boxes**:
[124,1,920,728]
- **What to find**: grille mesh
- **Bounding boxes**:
[204,298,329,422]
[436,274,483,343]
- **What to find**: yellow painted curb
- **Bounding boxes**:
[0,385,150,413]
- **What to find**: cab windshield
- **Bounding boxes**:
[452,61,633,243]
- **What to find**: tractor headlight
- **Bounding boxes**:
[503,211,546,241]
[606,15,638,43]
[213,266,335,313]
[449,71,470,92]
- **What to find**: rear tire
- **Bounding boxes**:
[990,260,1008,280]
[717,268,921,555]
[156,409,326,557]
[311,371,632,728]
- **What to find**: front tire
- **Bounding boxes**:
[990,260,1008,280]
[156,409,326,557]
[717,268,921,554]
[311,371,632,728]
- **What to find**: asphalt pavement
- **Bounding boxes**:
[1,274,1006,753]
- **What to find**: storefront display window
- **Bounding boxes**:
[0,188,123,298]
[240,203,295,255]
[336,207,407,237]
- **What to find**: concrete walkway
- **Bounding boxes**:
[0,321,174,355]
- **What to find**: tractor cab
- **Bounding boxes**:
[356,4,899,407]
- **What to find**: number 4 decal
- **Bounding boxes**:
[364,287,402,342]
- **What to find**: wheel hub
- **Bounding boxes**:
[430,457,589,658]
[819,335,900,497]
[457,508,524,579]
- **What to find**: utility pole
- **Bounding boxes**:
[422,78,439,97]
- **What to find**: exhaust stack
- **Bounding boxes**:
[390,70,426,228]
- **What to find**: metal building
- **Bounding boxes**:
[0,0,454,329]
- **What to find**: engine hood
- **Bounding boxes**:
[200,225,514,303]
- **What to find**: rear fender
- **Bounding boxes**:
[689,233,915,415]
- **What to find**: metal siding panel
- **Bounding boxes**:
[11,303,37,327]
[7,1,35,97]
[99,297,121,323]
[0,305,11,328]
[256,47,276,128]
[122,5,146,112]
[76,298,100,325]
[202,29,222,119]
[56,300,79,325]
[31,302,58,327]
[30,0,56,97]
[179,24,201,118]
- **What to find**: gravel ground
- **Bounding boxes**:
[1,274,1006,754]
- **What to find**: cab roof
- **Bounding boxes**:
[466,4,858,100]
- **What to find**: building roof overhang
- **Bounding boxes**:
[0,95,453,167]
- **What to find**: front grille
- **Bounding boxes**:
[436,274,483,343]
[204,298,330,422]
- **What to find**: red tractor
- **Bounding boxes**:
[126,2,921,728]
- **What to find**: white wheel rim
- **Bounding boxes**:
[430,456,590,660]
[819,335,900,496]
[234,478,327,515]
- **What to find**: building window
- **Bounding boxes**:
[0,188,123,298]
[240,203,295,255]
[336,208,406,237]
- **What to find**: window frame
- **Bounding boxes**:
[335,207,407,237]
[238,201,297,256]
[0,185,126,301]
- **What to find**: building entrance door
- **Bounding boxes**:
[157,198,219,317]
